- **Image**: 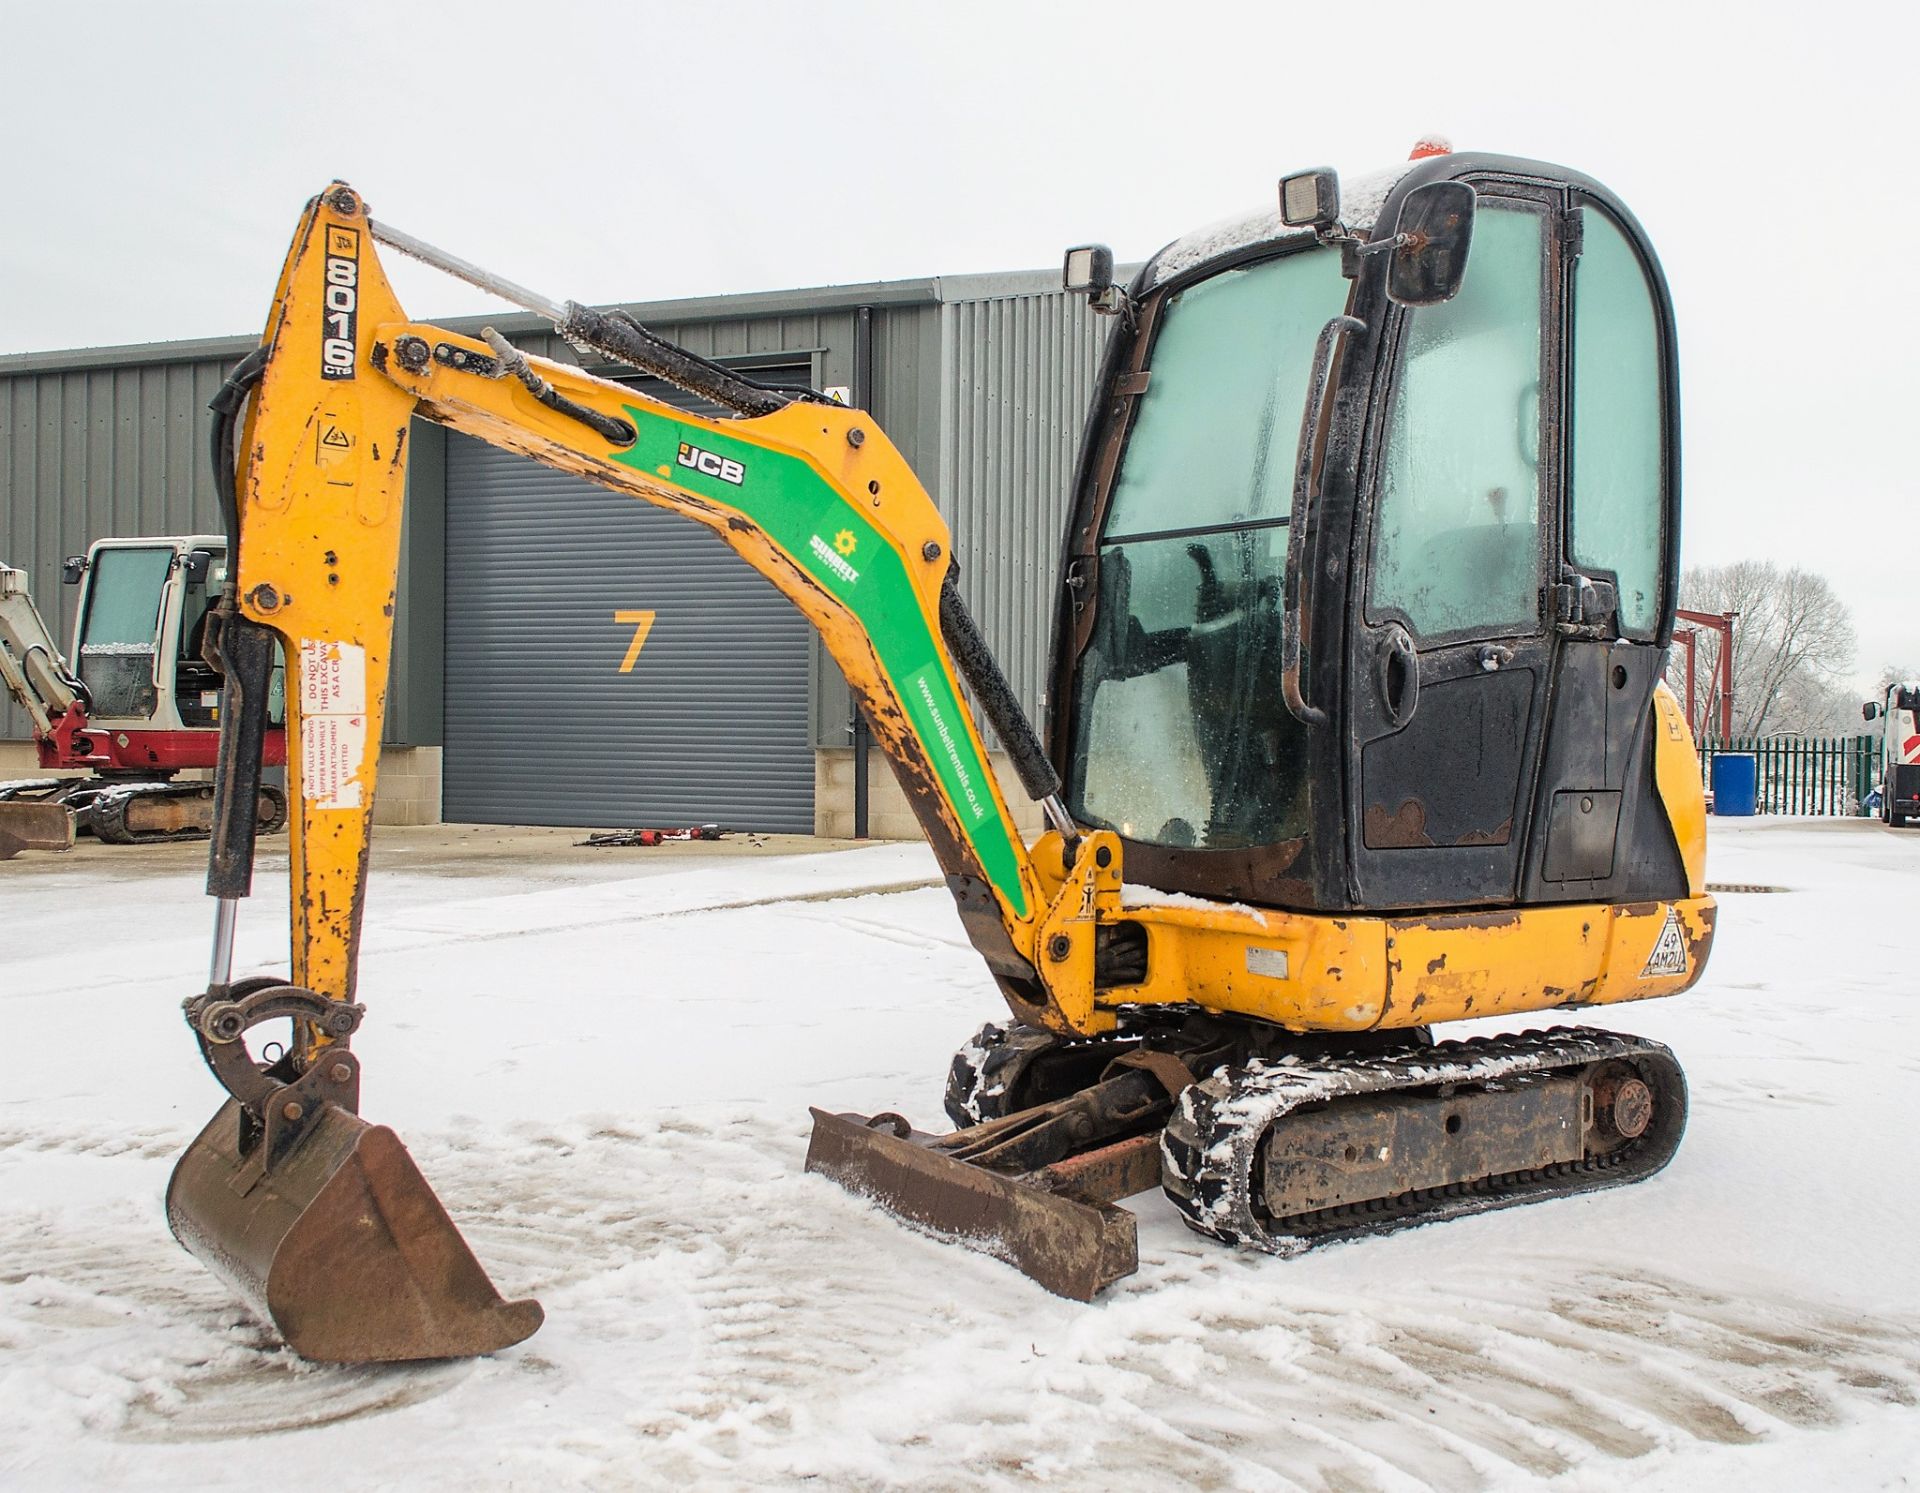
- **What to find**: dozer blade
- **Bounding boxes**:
[167,1098,543,1363]
[0,801,74,859]
[805,1108,1140,1301]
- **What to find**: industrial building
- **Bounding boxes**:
[0,272,1111,837]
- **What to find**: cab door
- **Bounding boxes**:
[1522,196,1685,902]
[1345,189,1563,909]
[72,544,176,723]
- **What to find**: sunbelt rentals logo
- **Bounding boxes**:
[811,529,860,585]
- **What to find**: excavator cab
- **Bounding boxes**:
[62,538,281,733]
[1057,151,1687,920]
[0,535,288,854]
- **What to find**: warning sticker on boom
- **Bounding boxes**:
[298,639,368,810]
[1641,906,1689,977]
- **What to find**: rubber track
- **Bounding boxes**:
[944,1022,1139,1127]
[1160,1026,1686,1254]
[90,782,287,845]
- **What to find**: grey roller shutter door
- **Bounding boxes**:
[442,368,817,831]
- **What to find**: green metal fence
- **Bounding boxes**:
[1698,735,1882,816]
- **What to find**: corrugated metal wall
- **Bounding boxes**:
[1,275,1112,780]
[0,349,238,741]
[935,276,1115,744]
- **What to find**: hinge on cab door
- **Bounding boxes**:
[1552,567,1616,636]
[1559,208,1585,258]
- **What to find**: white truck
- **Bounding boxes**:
[1863,683,1920,825]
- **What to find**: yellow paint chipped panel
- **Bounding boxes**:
[1652,682,1708,896]
[1092,895,1715,1033]
[1095,902,1391,1031]
[236,187,417,1008]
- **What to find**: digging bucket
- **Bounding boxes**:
[167,983,542,1363]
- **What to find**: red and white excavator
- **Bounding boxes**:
[0,535,287,857]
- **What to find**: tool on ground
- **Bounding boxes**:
[168,150,1714,1359]
[576,824,724,847]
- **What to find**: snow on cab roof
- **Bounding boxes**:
[1142,163,1412,291]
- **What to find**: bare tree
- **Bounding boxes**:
[1877,664,1920,697]
[1672,561,1857,738]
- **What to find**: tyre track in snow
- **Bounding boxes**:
[441,1124,1920,1490]
[0,1195,473,1448]
[7,1114,1918,1490]
[0,1120,182,1161]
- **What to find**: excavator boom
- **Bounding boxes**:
[209,183,1081,1029]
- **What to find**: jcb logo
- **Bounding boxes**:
[320,226,360,381]
[676,442,745,485]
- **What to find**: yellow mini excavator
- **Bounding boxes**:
[166,149,1715,1363]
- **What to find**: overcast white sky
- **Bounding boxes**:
[3,0,1913,693]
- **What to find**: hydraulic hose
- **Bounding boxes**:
[938,571,1079,846]
[557,302,795,418]
[206,347,270,572]
[480,328,636,446]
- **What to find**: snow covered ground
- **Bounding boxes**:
[2,819,1917,1490]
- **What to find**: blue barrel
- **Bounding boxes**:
[1711,753,1758,816]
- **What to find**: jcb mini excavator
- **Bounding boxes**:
[166,148,1715,1362]
[0,536,288,857]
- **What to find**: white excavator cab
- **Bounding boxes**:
[67,536,221,731]
[0,535,286,854]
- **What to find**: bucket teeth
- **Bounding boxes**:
[805,1108,1140,1301]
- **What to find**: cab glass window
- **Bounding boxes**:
[75,546,172,718]
[1066,244,1346,850]
[78,547,171,649]
[1370,200,1545,639]
[1069,526,1304,848]
[1104,248,1350,536]
[1570,206,1664,636]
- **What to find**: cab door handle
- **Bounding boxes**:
[1376,623,1421,729]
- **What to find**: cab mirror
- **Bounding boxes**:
[1063,244,1114,297]
[1864,702,1881,722]
[183,549,214,586]
[62,555,88,585]
[1386,181,1475,306]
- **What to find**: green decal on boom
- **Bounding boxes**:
[609,405,1028,919]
